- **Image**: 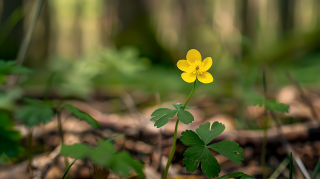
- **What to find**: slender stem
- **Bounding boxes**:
[162,80,197,179]
[261,114,268,179]
[62,159,77,179]
[57,110,69,170]
[28,127,33,179]
[261,69,268,179]
[183,80,197,110]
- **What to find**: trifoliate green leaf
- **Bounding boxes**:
[15,98,55,127]
[196,122,225,145]
[63,104,101,129]
[0,60,33,75]
[265,100,290,113]
[0,111,21,157]
[208,140,243,164]
[60,144,91,158]
[183,146,221,178]
[180,130,205,146]
[150,108,177,128]
[172,103,196,110]
[218,172,254,179]
[177,109,194,125]
[180,122,244,178]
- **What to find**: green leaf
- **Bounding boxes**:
[0,153,11,164]
[60,144,91,159]
[240,174,255,179]
[0,60,32,75]
[247,95,265,107]
[265,100,290,113]
[0,89,22,110]
[208,140,244,164]
[60,140,144,178]
[180,130,205,146]
[150,108,173,121]
[108,151,145,178]
[150,108,177,128]
[183,146,221,178]
[63,104,101,129]
[89,140,115,165]
[172,103,196,110]
[196,122,225,145]
[218,172,254,179]
[15,98,55,127]
[177,109,194,125]
[0,75,6,84]
[180,122,244,178]
[0,111,21,157]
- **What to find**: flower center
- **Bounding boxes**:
[193,65,202,75]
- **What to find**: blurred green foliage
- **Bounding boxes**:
[61,140,145,178]
[0,60,32,84]
[0,88,22,110]
[0,111,21,157]
[15,98,55,127]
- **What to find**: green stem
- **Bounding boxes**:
[57,110,69,170]
[61,158,77,179]
[162,80,197,179]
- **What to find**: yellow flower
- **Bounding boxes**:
[177,49,214,83]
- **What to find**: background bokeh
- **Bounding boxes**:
[2,0,320,99]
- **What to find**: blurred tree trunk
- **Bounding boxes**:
[27,0,50,64]
[115,0,171,64]
[73,1,82,56]
[239,0,255,58]
[0,0,23,61]
[278,0,295,34]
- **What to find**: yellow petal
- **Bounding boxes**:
[181,72,196,83]
[177,60,193,72]
[197,72,213,84]
[186,49,202,64]
[202,57,212,71]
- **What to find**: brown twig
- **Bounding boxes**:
[33,145,61,179]
[121,93,145,126]
[269,111,310,179]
